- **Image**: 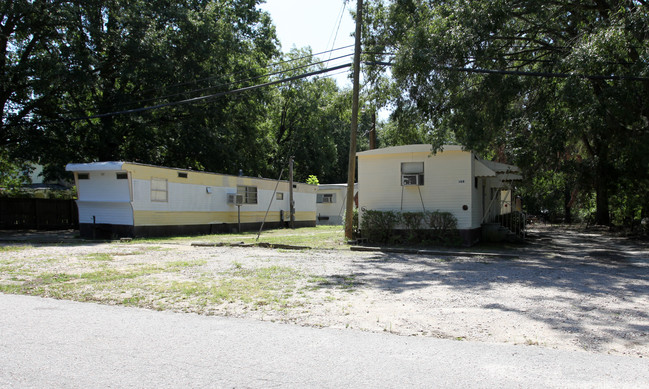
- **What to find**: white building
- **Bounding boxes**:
[316,183,357,225]
[357,145,522,245]
[66,162,317,239]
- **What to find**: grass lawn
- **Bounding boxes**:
[135,225,349,250]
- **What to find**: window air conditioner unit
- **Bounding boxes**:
[227,193,244,205]
[402,174,424,186]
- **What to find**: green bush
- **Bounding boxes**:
[401,211,426,242]
[426,210,457,231]
[360,210,401,243]
[425,210,461,245]
[360,209,461,246]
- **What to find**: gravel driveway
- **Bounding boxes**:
[1,225,648,358]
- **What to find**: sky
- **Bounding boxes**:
[259,0,357,87]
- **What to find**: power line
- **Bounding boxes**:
[136,44,355,98]
[365,61,649,81]
[46,46,356,119]
[327,1,349,61]
[10,63,352,127]
[110,51,355,110]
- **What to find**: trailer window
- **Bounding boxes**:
[317,193,335,203]
[151,178,168,202]
[237,186,257,204]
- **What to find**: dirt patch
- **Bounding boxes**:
[1,225,648,358]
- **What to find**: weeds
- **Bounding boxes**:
[0,245,31,252]
[135,226,346,249]
[83,253,113,261]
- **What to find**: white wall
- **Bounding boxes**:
[358,148,475,229]
[74,170,133,226]
[77,171,131,202]
[316,185,352,225]
[76,202,134,226]
[131,179,315,215]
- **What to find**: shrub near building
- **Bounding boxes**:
[360,209,460,246]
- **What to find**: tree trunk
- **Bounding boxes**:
[594,178,610,225]
[563,184,572,224]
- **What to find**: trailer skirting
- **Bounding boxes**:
[79,220,316,240]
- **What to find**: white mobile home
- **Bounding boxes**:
[66,162,317,239]
[316,183,358,225]
[357,145,521,245]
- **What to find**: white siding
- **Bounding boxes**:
[69,162,317,228]
[76,201,133,225]
[358,148,474,229]
[316,185,351,225]
[131,178,315,215]
[77,171,130,202]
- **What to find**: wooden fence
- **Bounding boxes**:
[0,198,78,230]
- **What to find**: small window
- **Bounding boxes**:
[276,192,284,200]
[401,162,424,186]
[317,193,335,203]
[237,185,257,204]
[77,173,90,180]
[151,178,168,202]
[178,172,188,178]
[116,172,128,180]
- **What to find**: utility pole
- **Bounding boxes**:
[289,156,295,229]
[344,0,363,240]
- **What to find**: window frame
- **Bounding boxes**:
[237,185,258,204]
[401,162,424,186]
[151,178,168,202]
[317,193,335,203]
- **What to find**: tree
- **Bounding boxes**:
[0,149,30,195]
[364,0,649,225]
[1,1,73,154]
[263,48,363,183]
[3,0,280,179]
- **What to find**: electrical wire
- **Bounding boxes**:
[10,62,352,127]
[110,51,355,110]
[44,46,356,120]
[327,1,349,62]
[135,44,355,98]
[365,61,649,81]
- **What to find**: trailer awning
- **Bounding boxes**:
[474,160,496,177]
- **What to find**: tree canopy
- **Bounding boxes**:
[364,0,649,226]
[2,0,281,177]
[1,0,362,186]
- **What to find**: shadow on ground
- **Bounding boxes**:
[317,225,649,354]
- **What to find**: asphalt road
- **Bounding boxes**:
[1,293,647,388]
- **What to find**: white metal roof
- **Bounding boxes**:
[317,183,357,190]
[66,162,125,172]
[357,144,464,156]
